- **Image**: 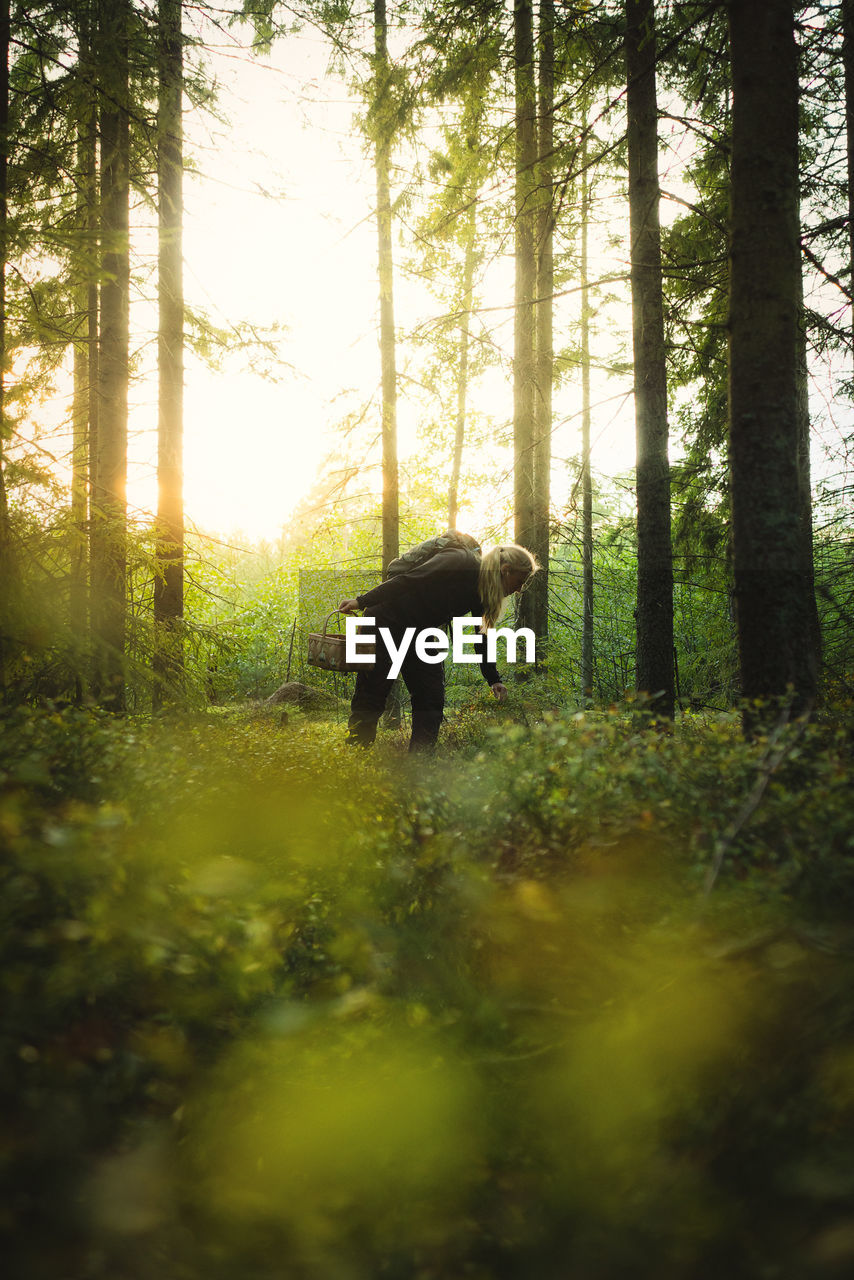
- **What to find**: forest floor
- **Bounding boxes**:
[2,699,854,1279]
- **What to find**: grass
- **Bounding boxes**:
[2,699,854,1278]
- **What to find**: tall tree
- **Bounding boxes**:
[520,0,553,639]
[513,0,537,559]
[580,117,594,703]
[70,4,98,674]
[844,0,854,351]
[91,0,130,711]
[70,251,89,670]
[153,0,185,706]
[0,0,11,694]
[626,0,674,718]
[448,198,476,531]
[727,0,818,719]
[373,0,399,573]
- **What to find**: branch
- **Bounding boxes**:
[801,241,853,304]
[703,706,812,897]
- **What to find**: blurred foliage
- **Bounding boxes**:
[2,701,854,1278]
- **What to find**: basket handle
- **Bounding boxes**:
[322,608,348,635]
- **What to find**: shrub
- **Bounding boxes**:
[2,705,854,1278]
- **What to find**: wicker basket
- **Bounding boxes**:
[306,609,375,673]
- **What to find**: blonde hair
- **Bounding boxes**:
[477,543,540,631]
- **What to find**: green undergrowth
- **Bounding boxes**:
[2,702,854,1279]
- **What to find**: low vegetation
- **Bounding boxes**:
[3,698,854,1279]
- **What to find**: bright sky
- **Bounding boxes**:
[151,24,851,549]
[21,15,641,547]
[158,18,640,544]
[178,26,383,541]
[28,14,851,547]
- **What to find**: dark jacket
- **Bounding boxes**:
[356,547,501,686]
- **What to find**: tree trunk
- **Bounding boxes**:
[796,254,822,673]
[727,0,818,721]
[84,4,100,650]
[91,0,130,712]
[374,0,399,574]
[71,296,89,658]
[580,122,594,703]
[844,0,854,351]
[153,0,184,708]
[513,0,537,556]
[70,7,97,680]
[448,202,476,531]
[87,268,99,641]
[626,0,674,718]
[0,0,11,695]
[520,0,553,640]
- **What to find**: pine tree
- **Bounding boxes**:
[727,0,818,720]
[579,107,594,703]
[153,0,185,706]
[626,0,674,718]
[70,2,98,682]
[519,0,553,641]
[513,0,537,562]
[90,0,131,711]
[448,198,477,530]
[0,0,11,695]
[844,0,854,351]
[373,0,399,574]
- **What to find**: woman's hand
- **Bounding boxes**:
[490,682,508,702]
[338,598,360,614]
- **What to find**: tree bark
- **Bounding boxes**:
[580,121,594,703]
[85,4,100,641]
[520,0,553,640]
[91,0,130,711]
[87,268,99,640]
[374,0,399,574]
[513,0,537,556]
[844,0,854,352]
[0,0,7,534]
[71,289,89,657]
[448,202,476,531]
[727,0,818,720]
[153,0,184,707]
[70,6,97,676]
[0,0,11,695]
[796,249,822,673]
[626,0,674,718]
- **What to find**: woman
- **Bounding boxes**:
[338,542,538,751]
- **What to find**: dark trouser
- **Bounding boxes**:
[347,620,445,752]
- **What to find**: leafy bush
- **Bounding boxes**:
[2,706,854,1278]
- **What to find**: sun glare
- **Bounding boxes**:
[33,20,644,549]
[181,372,327,541]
